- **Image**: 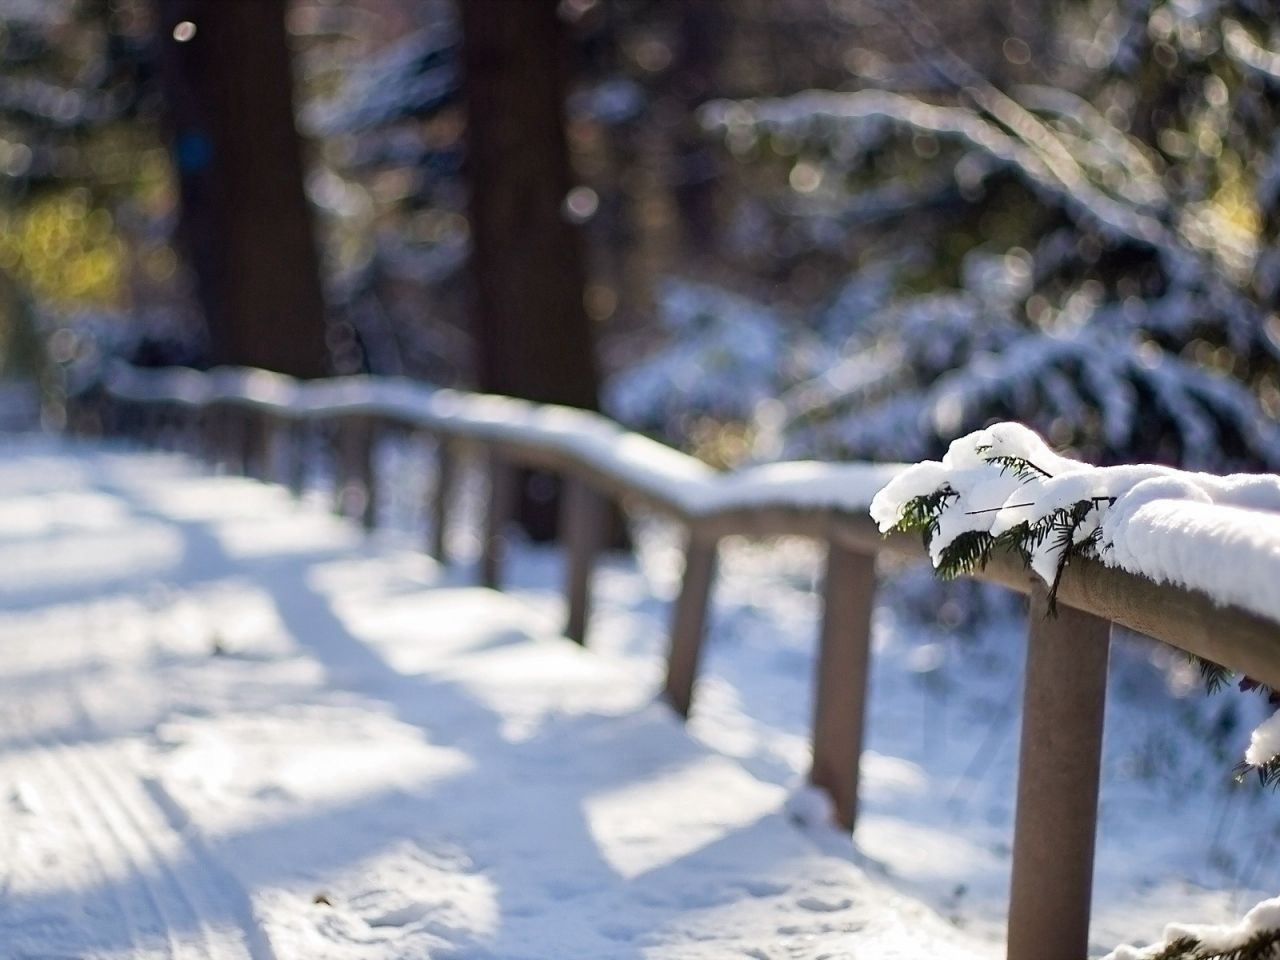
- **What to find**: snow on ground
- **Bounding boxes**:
[0,435,992,960]
[4,433,1279,960]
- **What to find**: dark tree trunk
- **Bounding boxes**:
[155,0,329,380]
[459,0,601,540]
[672,1,723,255]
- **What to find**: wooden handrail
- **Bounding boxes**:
[79,364,1280,960]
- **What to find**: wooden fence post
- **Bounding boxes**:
[227,408,244,471]
[286,419,307,497]
[429,437,455,565]
[63,390,84,438]
[178,404,198,455]
[140,403,161,449]
[664,529,719,719]
[224,406,248,475]
[242,409,272,481]
[153,404,172,451]
[335,415,378,531]
[235,408,253,474]
[809,540,878,832]
[195,406,215,468]
[481,449,516,589]
[561,477,606,644]
[100,393,120,440]
[1006,584,1111,960]
[329,419,347,514]
[215,406,233,471]
[358,417,378,532]
[261,413,289,486]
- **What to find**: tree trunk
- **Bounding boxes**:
[672,1,722,256]
[155,0,329,380]
[459,0,600,541]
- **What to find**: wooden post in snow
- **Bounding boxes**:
[561,477,606,644]
[809,540,877,831]
[1006,583,1111,960]
[429,437,456,565]
[664,530,719,718]
[481,449,516,589]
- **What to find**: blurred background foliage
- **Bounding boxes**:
[3,0,1280,471]
[0,0,180,413]
[0,191,128,307]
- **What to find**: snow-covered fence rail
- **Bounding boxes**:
[82,362,1280,960]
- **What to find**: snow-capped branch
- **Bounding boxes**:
[701,87,1273,361]
[870,421,1280,782]
[701,89,1172,253]
[1104,895,1280,959]
[870,422,1280,607]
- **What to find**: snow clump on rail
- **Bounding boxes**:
[1103,893,1280,959]
[869,421,1280,608]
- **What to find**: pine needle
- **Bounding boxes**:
[983,453,1054,481]
[1193,655,1234,694]
[936,529,995,579]
[1235,757,1280,792]
[886,487,957,547]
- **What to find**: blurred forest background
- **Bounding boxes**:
[3,0,1280,481]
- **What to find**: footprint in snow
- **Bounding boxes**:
[736,878,789,898]
[367,902,430,928]
[9,782,41,815]
[795,895,853,912]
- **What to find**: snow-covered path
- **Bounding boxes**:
[0,438,990,959]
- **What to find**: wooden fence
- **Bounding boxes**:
[80,365,1280,960]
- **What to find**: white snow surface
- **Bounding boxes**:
[0,436,989,960]
[7,434,1280,956]
[869,422,1280,624]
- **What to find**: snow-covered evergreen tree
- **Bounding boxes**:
[681,0,1280,473]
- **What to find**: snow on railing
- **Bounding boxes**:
[101,362,901,520]
[84,363,1280,960]
[870,421,1280,627]
[1105,895,1280,960]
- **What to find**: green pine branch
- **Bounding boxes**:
[1193,655,1234,694]
[935,529,996,579]
[1043,499,1104,614]
[1235,756,1280,791]
[984,453,1054,481]
[884,461,1242,711]
[1144,928,1280,959]
[885,487,957,547]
